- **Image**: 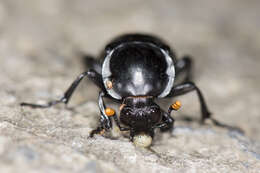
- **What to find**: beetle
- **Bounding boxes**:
[21,33,226,142]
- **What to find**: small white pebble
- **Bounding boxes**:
[133,133,152,147]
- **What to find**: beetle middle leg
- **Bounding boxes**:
[167,82,244,133]
[20,69,105,108]
[167,81,211,122]
[90,92,112,137]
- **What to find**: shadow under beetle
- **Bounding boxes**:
[21,34,232,141]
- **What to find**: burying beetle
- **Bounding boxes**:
[21,34,233,147]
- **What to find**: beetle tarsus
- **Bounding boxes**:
[210,117,244,134]
[20,97,66,108]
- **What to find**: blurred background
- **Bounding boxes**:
[0,0,260,171]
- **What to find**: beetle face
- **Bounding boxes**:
[120,97,162,131]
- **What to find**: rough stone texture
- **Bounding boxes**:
[0,0,260,172]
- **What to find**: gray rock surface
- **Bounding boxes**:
[0,0,260,172]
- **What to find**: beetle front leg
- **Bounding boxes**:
[90,94,130,137]
[90,92,112,137]
[155,112,175,132]
[20,69,104,108]
[153,102,181,132]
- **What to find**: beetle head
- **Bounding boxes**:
[120,97,162,132]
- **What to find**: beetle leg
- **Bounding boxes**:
[166,82,244,133]
[20,69,105,108]
[97,91,112,129]
[153,110,175,132]
[167,81,211,122]
[90,91,114,137]
[90,92,130,137]
[175,55,192,82]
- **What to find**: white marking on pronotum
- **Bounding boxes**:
[102,49,122,99]
[158,48,175,98]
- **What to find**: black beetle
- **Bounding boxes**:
[21,34,229,143]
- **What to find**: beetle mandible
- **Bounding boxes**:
[21,34,225,145]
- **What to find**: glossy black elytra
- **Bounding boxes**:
[21,34,234,141]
